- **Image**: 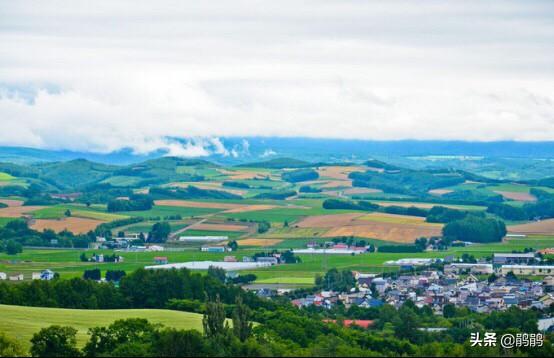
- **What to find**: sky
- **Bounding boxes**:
[0,0,553,156]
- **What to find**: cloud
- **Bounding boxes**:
[261,149,277,158]
[0,0,553,155]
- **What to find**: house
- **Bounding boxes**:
[154,256,168,265]
[40,269,55,280]
[242,256,255,262]
[32,272,42,280]
[333,243,349,250]
[500,265,554,276]
[224,256,237,262]
[0,272,6,280]
[9,274,24,281]
[493,253,536,265]
[323,319,374,329]
[147,245,164,252]
[201,246,227,253]
[93,254,104,263]
[444,263,493,275]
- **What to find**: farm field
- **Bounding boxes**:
[0,304,204,350]
[3,234,554,283]
[31,205,128,221]
[30,217,105,234]
[0,205,44,218]
[372,200,486,211]
[119,205,221,218]
[508,219,554,235]
[295,212,442,243]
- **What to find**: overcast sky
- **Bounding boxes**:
[1,0,553,155]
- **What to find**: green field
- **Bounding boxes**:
[0,172,15,181]
[32,205,128,221]
[0,217,14,227]
[181,229,245,239]
[2,234,553,283]
[120,205,221,218]
[0,304,204,350]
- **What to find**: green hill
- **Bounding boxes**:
[0,304,204,350]
[237,157,311,169]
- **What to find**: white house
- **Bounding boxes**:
[0,272,6,280]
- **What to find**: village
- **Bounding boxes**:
[283,252,554,327]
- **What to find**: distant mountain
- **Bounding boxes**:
[237,157,311,169]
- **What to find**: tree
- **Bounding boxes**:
[79,252,88,262]
[5,240,22,255]
[443,304,456,318]
[84,318,156,357]
[0,331,25,357]
[83,268,101,281]
[203,295,227,338]
[153,328,207,357]
[106,270,126,282]
[393,306,420,343]
[64,209,71,217]
[232,296,253,342]
[227,240,238,252]
[148,222,171,243]
[207,266,226,283]
[257,221,270,234]
[30,325,81,357]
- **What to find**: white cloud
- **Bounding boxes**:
[0,0,553,155]
[261,149,277,158]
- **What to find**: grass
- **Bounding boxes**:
[120,205,221,219]
[0,217,15,227]
[3,234,554,284]
[358,213,440,226]
[180,229,245,239]
[0,172,15,181]
[0,304,203,350]
[100,175,142,187]
[258,227,327,238]
[31,205,128,221]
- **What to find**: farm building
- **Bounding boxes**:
[145,260,273,271]
[0,272,6,280]
[500,265,554,276]
[255,256,279,265]
[224,256,237,262]
[493,253,536,265]
[201,246,227,253]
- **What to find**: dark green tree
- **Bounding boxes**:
[30,326,81,357]
[5,240,22,255]
[203,295,227,338]
[148,222,171,243]
[232,296,253,342]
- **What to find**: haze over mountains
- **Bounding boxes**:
[1,138,554,181]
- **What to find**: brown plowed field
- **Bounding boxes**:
[508,219,554,235]
[239,238,283,246]
[31,217,105,234]
[0,199,24,207]
[0,205,45,218]
[322,222,442,243]
[192,223,250,232]
[297,212,442,243]
[494,191,536,202]
[223,205,277,213]
[317,166,367,180]
[296,213,366,228]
